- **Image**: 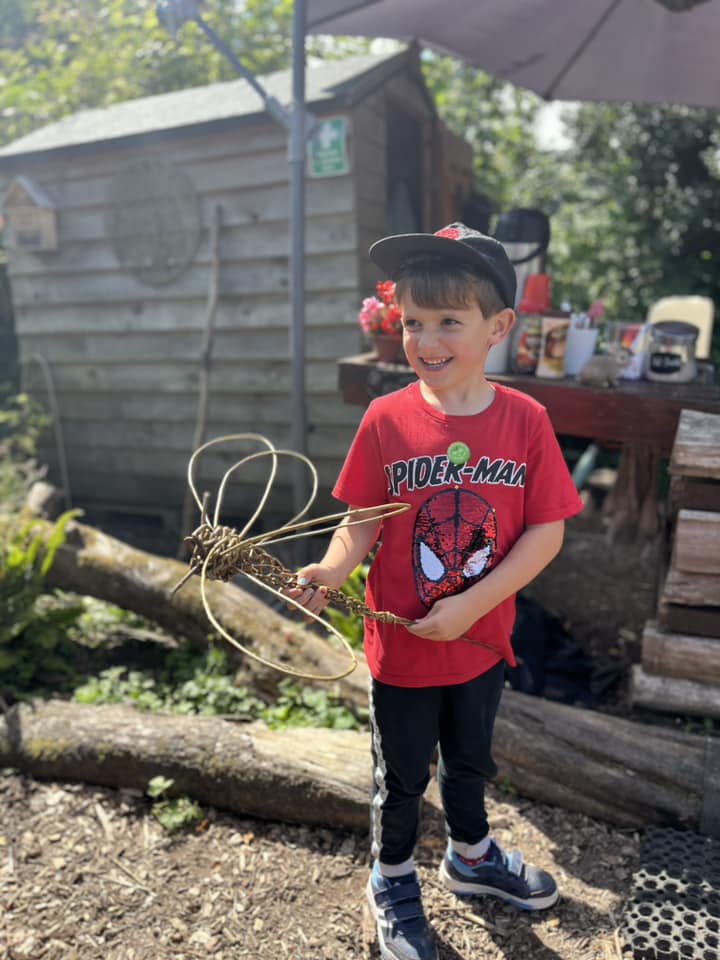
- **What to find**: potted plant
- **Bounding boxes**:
[357,280,406,364]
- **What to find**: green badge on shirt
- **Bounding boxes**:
[447,441,471,466]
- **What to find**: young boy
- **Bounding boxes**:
[291,223,583,960]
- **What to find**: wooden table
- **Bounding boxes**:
[338,353,720,455]
[338,353,720,541]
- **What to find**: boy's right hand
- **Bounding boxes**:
[283,563,335,618]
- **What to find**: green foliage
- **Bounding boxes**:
[324,562,368,650]
[73,642,365,729]
[146,774,174,799]
[146,775,204,833]
[0,393,50,511]
[549,102,720,353]
[0,509,83,693]
[0,0,296,144]
[66,596,151,647]
[0,0,370,147]
[262,678,365,730]
[421,53,558,218]
[73,643,266,717]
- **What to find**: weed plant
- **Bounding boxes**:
[0,509,82,696]
[146,775,204,833]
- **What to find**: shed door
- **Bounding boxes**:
[386,111,423,234]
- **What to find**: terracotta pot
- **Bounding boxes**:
[373,333,405,364]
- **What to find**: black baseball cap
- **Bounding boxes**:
[369,222,517,309]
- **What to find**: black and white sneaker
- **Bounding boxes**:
[439,840,559,911]
[365,864,438,960]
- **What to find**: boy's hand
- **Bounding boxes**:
[407,592,480,643]
[283,563,337,618]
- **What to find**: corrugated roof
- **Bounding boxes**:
[0,48,406,160]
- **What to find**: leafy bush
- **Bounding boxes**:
[0,393,49,511]
[73,643,266,717]
[0,509,82,695]
[73,642,367,730]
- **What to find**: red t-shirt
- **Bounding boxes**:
[333,381,584,687]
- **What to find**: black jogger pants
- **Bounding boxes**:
[368,661,505,865]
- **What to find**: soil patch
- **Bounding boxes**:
[1,771,636,960]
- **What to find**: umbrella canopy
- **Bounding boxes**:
[307,0,720,108]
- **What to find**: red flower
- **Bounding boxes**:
[357,280,402,338]
[376,280,397,306]
[380,305,402,335]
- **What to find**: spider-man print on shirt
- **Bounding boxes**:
[412,489,498,607]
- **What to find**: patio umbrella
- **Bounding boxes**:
[306,0,720,108]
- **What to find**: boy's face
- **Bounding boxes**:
[399,291,515,397]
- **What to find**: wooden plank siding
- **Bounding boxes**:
[1,50,452,528]
[6,116,367,522]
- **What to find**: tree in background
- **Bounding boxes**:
[0,0,296,146]
[421,53,556,218]
[0,0,374,147]
[554,104,720,340]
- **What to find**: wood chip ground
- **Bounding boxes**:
[0,770,638,960]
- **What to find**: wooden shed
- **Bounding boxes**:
[0,46,473,536]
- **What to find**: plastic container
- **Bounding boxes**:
[517,274,551,314]
[536,316,569,378]
[510,313,543,373]
[647,296,714,360]
[644,320,698,383]
[484,334,512,374]
[564,324,599,376]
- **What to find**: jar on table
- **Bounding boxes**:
[644,321,698,383]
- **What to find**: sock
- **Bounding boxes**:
[450,836,492,865]
[374,857,415,882]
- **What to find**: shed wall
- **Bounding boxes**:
[5,119,367,532]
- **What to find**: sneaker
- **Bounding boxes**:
[365,865,438,960]
[439,840,559,911]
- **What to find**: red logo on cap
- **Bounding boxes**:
[435,227,461,240]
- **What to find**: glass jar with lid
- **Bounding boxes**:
[644,320,698,383]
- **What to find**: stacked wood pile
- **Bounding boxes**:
[631,409,720,721]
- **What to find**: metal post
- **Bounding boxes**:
[289,0,309,526]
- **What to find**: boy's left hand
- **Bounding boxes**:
[406,593,481,643]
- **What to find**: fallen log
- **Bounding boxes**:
[0,700,371,830]
[2,695,718,836]
[38,516,368,707]
[630,663,720,720]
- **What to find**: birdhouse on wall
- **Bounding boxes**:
[2,175,58,252]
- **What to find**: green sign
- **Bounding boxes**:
[307,116,350,178]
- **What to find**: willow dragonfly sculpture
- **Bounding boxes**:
[172,434,412,681]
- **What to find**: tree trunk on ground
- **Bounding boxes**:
[0,700,371,830]
[39,517,368,706]
[1,696,716,834]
